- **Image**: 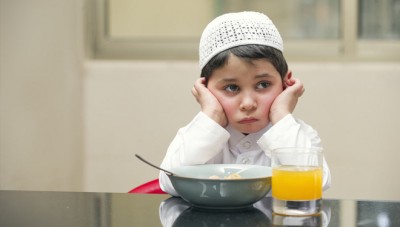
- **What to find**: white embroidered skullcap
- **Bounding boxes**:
[199,11,283,69]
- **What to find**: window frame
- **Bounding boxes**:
[91,0,400,61]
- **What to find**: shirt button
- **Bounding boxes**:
[241,158,250,164]
[242,141,251,149]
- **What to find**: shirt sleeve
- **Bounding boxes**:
[159,112,230,195]
[257,114,331,190]
[257,114,322,151]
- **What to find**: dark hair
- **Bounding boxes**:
[200,45,288,80]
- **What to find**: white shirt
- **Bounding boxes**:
[159,112,331,196]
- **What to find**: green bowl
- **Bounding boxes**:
[168,164,272,209]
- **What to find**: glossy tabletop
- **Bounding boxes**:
[1,190,399,226]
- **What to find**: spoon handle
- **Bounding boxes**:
[135,154,175,176]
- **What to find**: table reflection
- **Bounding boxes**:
[159,196,331,227]
[2,191,400,227]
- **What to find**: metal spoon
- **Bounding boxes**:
[135,154,176,176]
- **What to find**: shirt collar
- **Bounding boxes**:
[226,123,272,153]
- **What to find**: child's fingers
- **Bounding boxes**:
[286,77,305,97]
[285,78,295,87]
[194,78,209,94]
[298,86,305,97]
[294,78,305,96]
[191,86,198,99]
[191,83,203,104]
[192,78,209,103]
[193,78,203,90]
[287,76,300,86]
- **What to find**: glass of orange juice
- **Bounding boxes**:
[271,147,323,216]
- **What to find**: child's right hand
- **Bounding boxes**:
[191,78,228,127]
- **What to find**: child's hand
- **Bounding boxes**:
[192,78,228,127]
[269,74,305,124]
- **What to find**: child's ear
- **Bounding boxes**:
[283,71,293,89]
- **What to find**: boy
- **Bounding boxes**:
[159,11,331,196]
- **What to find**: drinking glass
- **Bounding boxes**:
[271,147,323,216]
[272,212,323,226]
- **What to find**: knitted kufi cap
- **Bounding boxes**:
[199,11,283,69]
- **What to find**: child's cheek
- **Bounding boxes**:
[259,96,275,114]
[217,97,236,120]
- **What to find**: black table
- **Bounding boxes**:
[1,190,399,226]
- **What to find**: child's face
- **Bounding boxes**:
[207,54,284,134]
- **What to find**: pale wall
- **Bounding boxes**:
[0,0,84,191]
[84,60,400,201]
[1,0,400,201]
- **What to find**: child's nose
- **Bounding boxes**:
[239,94,257,111]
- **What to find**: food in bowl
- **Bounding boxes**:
[209,173,242,179]
[168,164,272,209]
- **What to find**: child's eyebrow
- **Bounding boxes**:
[254,73,275,79]
[217,73,276,84]
[217,78,237,84]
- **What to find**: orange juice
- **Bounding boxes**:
[272,166,322,201]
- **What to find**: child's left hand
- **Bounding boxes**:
[269,74,305,124]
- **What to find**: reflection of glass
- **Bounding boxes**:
[272,212,327,226]
[271,147,323,216]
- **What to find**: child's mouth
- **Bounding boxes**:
[238,117,258,124]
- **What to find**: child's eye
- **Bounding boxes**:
[224,84,239,92]
[256,81,271,89]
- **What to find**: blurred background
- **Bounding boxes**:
[1,0,399,200]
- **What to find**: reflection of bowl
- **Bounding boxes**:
[173,207,270,227]
[168,164,272,209]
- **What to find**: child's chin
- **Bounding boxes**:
[237,125,266,134]
[241,129,261,134]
